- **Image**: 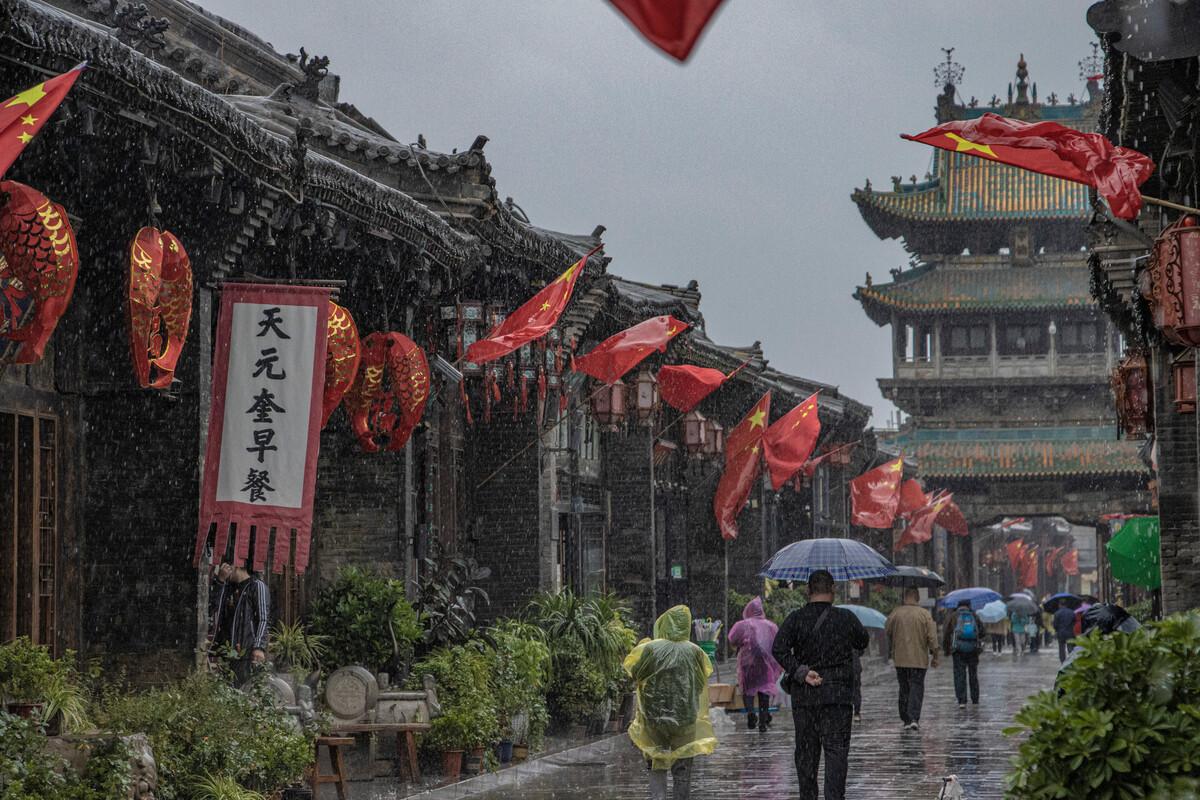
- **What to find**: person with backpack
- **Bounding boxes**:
[942,599,982,707]
[624,604,717,800]
[884,587,939,730]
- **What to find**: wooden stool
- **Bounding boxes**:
[311,736,354,799]
[395,729,420,781]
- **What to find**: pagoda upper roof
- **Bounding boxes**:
[885,426,1148,479]
[855,262,1094,324]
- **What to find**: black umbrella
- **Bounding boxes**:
[881,565,946,589]
[1006,594,1040,615]
[1042,592,1083,613]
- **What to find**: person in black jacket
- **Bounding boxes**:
[209,559,270,683]
[771,570,869,800]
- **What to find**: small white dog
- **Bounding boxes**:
[938,775,965,800]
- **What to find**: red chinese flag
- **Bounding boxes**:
[897,479,929,519]
[607,0,725,61]
[0,64,86,178]
[658,364,727,412]
[1060,549,1080,576]
[764,392,821,491]
[935,498,969,536]
[573,315,689,384]
[903,112,1155,220]
[850,458,904,529]
[1006,540,1027,572]
[466,249,595,364]
[713,391,770,541]
[897,493,951,550]
[800,441,856,479]
[1044,545,1063,577]
[1021,548,1040,588]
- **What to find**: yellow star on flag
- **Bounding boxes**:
[944,132,996,158]
[749,408,767,430]
[539,301,551,311]
[751,444,760,455]
[20,114,36,126]
[667,326,678,336]
[17,132,32,144]
[887,459,904,472]
[555,260,582,283]
[5,83,47,109]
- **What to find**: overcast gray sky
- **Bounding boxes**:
[200,1,1097,423]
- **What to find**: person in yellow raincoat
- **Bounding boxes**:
[623,605,718,800]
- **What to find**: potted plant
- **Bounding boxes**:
[269,621,329,682]
[0,637,88,732]
[425,708,471,779]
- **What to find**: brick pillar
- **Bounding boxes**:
[1159,348,1200,612]
[603,427,654,630]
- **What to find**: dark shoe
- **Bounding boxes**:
[762,711,772,728]
[746,711,758,729]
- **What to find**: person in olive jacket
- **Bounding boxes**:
[771,570,869,800]
[884,588,939,730]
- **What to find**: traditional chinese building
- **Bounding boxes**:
[851,53,1152,592]
[0,0,878,677]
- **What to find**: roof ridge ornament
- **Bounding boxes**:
[285,47,330,103]
[85,1,169,52]
[934,47,965,90]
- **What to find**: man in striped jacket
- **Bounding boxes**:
[210,559,270,683]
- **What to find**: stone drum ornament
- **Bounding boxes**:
[126,226,193,388]
[343,332,429,453]
[320,300,361,427]
[0,180,79,365]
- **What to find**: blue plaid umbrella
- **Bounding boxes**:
[938,587,1002,610]
[761,538,897,582]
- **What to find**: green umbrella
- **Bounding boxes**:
[1106,516,1161,590]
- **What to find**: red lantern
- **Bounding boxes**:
[1172,350,1196,414]
[1111,351,1152,436]
[683,410,707,454]
[634,368,660,423]
[590,379,627,427]
[126,227,193,389]
[343,332,429,452]
[321,301,362,427]
[1147,215,1200,346]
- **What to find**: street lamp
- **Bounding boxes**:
[683,410,707,455]
[634,368,660,424]
[590,380,627,428]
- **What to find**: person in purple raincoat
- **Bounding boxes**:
[728,596,783,732]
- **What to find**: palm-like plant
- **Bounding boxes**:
[525,590,634,670]
[190,774,265,800]
[269,621,329,673]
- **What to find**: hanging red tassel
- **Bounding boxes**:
[484,372,494,424]
[537,366,547,427]
[461,380,473,426]
[559,388,568,414]
[491,371,502,403]
[506,361,516,390]
[520,373,530,412]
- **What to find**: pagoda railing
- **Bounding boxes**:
[896,352,1108,380]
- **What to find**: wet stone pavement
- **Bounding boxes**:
[465,649,1059,799]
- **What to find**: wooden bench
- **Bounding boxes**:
[330,722,432,782]
[311,736,354,799]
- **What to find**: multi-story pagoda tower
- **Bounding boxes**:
[851,52,1152,591]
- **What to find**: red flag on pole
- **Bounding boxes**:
[897,493,952,550]
[1044,545,1063,577]
[658,364,728,412]
[573,315,688,384]
[1060,549,1080,576]
[0,63,86,178]
[713,391,770,541]
[902,112,1155,220]
[897,479,929,519]
[607,0,725,61]
[466,248,597,364]
[800,441,857,479]
[764,392,820,491]
[1006,540,1027,573]
[1021,547,1040,588]
[849,458,904,529]
[935,498,969,536]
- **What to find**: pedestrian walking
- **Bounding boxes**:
[1009,608,1030,654]
[727,596,782,732]
[851,646,864,723]
[772,570,869,800]
[883,587,939,730]
[943,600,981,707]
[624,605,717,800]
[209,559,270,684]
[1028,613,1041,653]
[1052,604,1076,663]
[985,617,1008,654]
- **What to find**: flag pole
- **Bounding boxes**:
[1141,194,1200,217]
[723,538,730,662]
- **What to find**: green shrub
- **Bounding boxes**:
[0,638,90,733]
[408,641,499,753]
[1005,612,1200,799]
[490,621,551,746]
[91,672,312,800]
[0,712,130,800]
[307,567,421,673]
[544,639,607,725]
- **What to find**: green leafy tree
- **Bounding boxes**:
[1006,613,1200,799]
[307,567,422,673]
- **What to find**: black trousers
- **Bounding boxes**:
[991,634,1005,653]
[952,653,980,704]
[792,704,853,800]
[895,667,927,724]
[1057,634,1074,663]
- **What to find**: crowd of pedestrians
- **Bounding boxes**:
[624,575,1120,800]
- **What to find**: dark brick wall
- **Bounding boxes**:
[603,427,654,630]
[466,416,544,620]
[1158,347,1200,612]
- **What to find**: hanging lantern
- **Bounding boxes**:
[126,227,193,389]
[321,301,362,427]
[1147,215,1200,346]
[1172,350,1196,414]
[1111,351,1153,436]
[701,417,725,457]
[590,379,627,427]
[683,410,707,454]
[343,332,429,452]
[831,444,852,467]
[634,367,660,423]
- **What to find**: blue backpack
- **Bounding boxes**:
[953,609,978,654]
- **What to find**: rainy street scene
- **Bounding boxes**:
[1,1,1198,799]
